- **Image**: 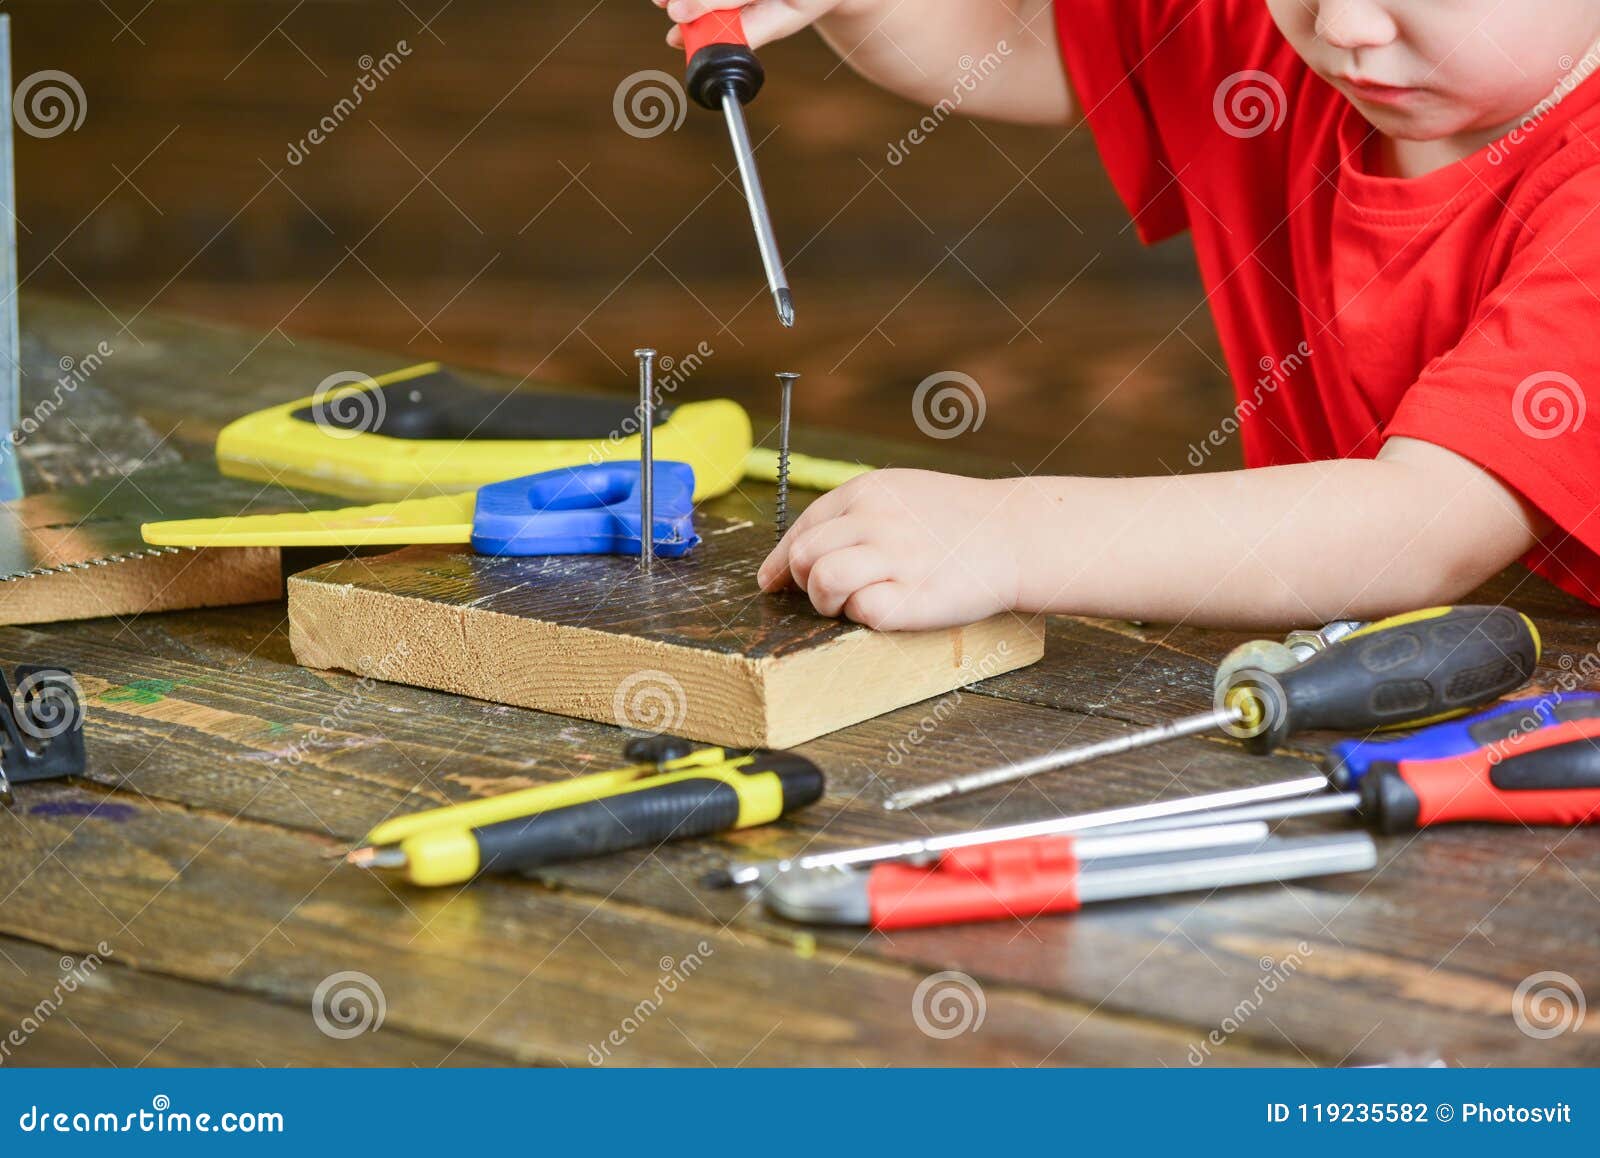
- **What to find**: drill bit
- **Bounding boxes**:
[774,372,799,539]
[635,348,656,575]
[719,87,794,328]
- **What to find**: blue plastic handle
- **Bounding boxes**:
[1326,691,1600,787]
[469,461,700,558]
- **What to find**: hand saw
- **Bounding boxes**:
[215,362,752,503]
[142,461,702,557]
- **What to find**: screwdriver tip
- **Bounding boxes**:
[775,288,795,328]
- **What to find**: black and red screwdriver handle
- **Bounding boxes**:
[1360,713,1600,833]
[682,10,765,109]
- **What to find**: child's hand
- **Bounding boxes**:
[757,469,1026,631]
[652,0,861,50]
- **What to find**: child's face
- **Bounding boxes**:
[1267,0,1600,142]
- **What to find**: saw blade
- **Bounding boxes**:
[0,462,327,581]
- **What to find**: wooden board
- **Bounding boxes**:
[287,516,1045,748]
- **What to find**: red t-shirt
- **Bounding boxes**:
[1055,0,1600,604]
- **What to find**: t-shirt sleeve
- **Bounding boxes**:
[1384,166,1600,598]
[1052,0,1302,243]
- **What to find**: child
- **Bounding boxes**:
[657,0,1600,631]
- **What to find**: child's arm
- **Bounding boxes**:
[658,0,1073,125]
[758,439,1551,630]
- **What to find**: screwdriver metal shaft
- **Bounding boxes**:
[883,706,1243,811]
[634,348,655,575]
[719,87,794,327]
[774,371,798,539]
[709,772,1325,888]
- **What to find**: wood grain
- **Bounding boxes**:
[3,298,1597,1068]
[0,780,1294,1067]
[286,520,1045,748]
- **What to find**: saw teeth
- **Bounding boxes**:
[0,545,194,581]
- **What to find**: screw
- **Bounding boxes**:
[635,348,656,575]
[774,372,799,539]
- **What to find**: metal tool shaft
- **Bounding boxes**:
[634,348,656,575]
[1054,820,1269,861]
[1073,832,1377,905]
[774,372,798,539]
[1136,790,1361,831]
[884,706,1243,811]
[715,773,1327,887]
[720,87,793,327]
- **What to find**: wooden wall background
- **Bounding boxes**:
[7,0,1228,476]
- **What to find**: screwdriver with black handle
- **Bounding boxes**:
[680,10,794,327]
[885,605,1541,810]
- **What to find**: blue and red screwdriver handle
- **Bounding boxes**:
[1332,692,1600,832]
[1328,690,1600,786]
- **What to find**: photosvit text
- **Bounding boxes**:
[1266,1102,1573,1125]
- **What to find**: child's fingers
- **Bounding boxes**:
[840,580,917,631]
[665,0,741,23]
[663,0,821,50]
[756,478,863,588]
[802,545,893,618]
[785,515,868,589]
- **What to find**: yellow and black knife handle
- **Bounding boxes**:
[471,751,823,876]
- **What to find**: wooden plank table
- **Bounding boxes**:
[2,296,1597,1067]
